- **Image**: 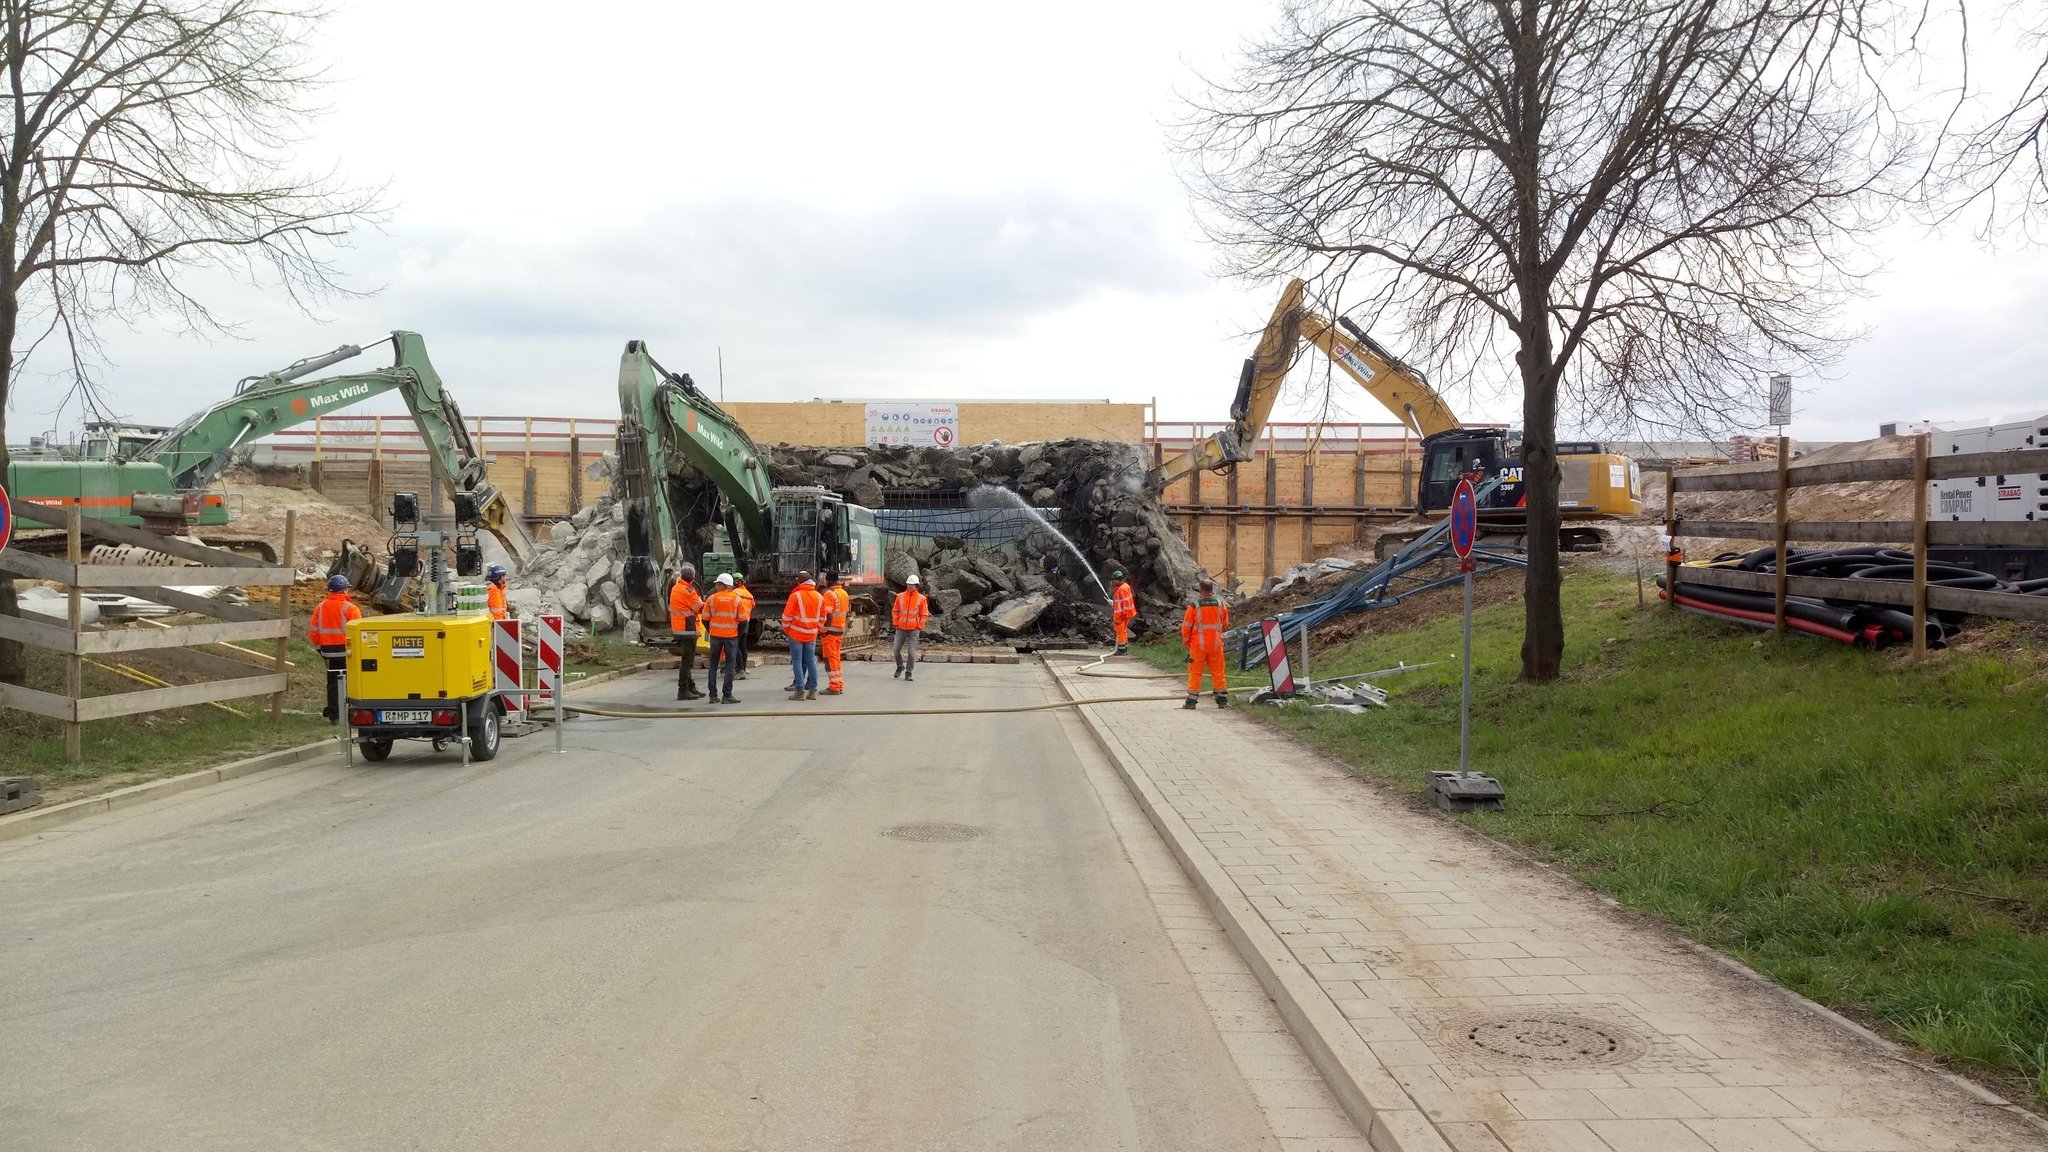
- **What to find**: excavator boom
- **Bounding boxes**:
[117,333,532,564]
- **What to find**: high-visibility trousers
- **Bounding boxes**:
[1115,618,1130,646]
[822,634,844,691]
[1187,644,1226,695]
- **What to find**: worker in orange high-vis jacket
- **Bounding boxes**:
[733,576,757,680]
[1109,568,1137,655]
[668,564,705,702]
[310,574,364,723]
[485,564,510,620]
[703,573,746,704]
[891,574,930,681]
[1182,578,1230,710]
[782,571,826,700]
[821,571,851,695]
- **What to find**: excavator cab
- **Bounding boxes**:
[1418,430,1521,516]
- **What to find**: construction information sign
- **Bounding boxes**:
[865,403,958,448]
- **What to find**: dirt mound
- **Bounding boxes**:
[218,471,387,571]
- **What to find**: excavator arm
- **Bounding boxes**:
[137,333,535,565]
[614,340,776,606]
[1149,278,1463,488]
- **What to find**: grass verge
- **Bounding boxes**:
[1139,568,2048,1110]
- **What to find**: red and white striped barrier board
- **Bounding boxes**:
[1259,618,1296,695]
[536,614,563,708]
[493,618,523,713]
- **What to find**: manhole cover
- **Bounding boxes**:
[1445,1013,1644,1066]
[881,822,985,843]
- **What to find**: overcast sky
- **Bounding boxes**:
[9,0,2048,444]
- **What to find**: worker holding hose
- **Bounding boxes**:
[704,574,745,704]
[668,565,704,702]
[1182,579,1230,710]
[1110,569,1137,655]
[821,571,850,695]
[892,574,929,680]
[783,572,826,701]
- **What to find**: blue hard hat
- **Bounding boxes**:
[328,574,351,592]
[486,563,507,581]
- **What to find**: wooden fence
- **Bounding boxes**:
[0,506,296,760]
[1663,435,2048,659]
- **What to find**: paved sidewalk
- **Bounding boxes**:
[1052,660,2048,1152]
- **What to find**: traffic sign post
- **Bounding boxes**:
[1430,477,1506,812]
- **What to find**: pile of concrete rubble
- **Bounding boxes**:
[515,438,1206,643]
[513,502,635,636]
[764,438,1205,644]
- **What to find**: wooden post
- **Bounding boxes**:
[65,506,84,762]
[272,510,296,721]
[1353,423,1367,540]
[1189,450,1202,563]
[1912,433,1930,660]
[313,417,324,463]
[1774,435,1790,631]
[1663,467,1679,613]
[523,416,534,475]
[1302,453,1316,562]
[373,418,383,463]
[368,457,384,521]
[1400,426,1414,506]
[568,434,583,512]
[1226,463,1240,589]
[1263,427,1278,582]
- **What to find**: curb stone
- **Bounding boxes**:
[0,660,656,844]
[1044,658,1453,1152]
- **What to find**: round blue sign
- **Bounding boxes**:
[1450,478,1477,560]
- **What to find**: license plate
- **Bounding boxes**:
[378,710,432,724]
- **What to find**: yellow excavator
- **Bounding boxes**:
[1153,279,1641,552]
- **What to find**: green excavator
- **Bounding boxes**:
[612,340,885,641]
[5,333,534,566]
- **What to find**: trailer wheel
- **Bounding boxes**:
[469,704,502,762]
[360,738,394,762]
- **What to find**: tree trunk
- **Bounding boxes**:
[0,284,23,687]
[1518,335,1565,683]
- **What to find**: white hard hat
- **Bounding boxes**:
[905,574,920,585]
[716,573,735,586]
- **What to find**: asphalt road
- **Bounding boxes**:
[0,661,1291,1151]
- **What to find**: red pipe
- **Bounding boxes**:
[1659,589,1864,645]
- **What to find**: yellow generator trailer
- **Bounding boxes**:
[343,615,505,762]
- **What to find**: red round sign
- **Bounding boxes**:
[1450,478,1478,562]
[0,482,12,554]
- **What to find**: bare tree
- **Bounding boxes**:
[1,0,379,685]
[1935,5,2048,235]
[1180,0,1909,680]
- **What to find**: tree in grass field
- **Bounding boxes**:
[0,0,380,686]
[1179,0,1912,681]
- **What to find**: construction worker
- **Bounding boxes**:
[891,574,929,680]
[733,575,756,680]
[704,573,746,704]
[821,570,851,695]
[310,574,363,723]
[1109,568,1137,655]
[669,564,705,701]
[782,571,825,700]
[1182,578,1230,710]
[485,563,510,620]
